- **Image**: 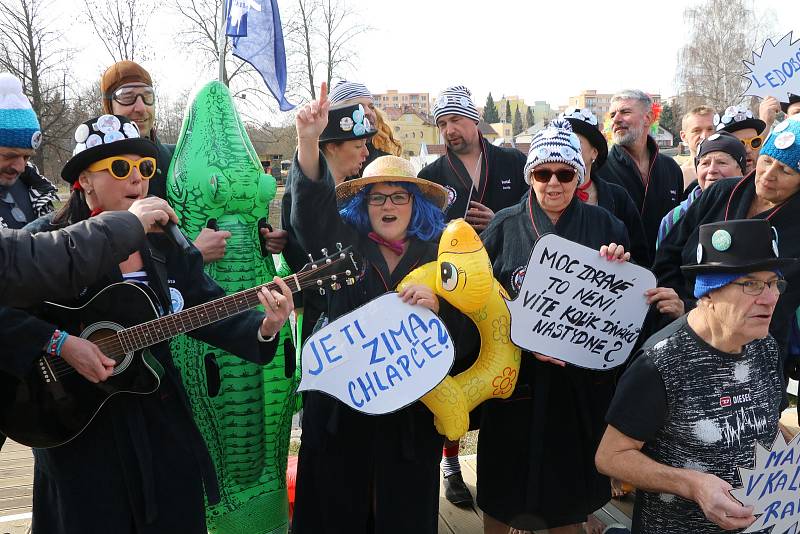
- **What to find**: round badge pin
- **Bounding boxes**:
[86,134,102,148]
[696,243,703,263]
[104,131,124,143]
[95,114,121,134]
[122,123,139,139]
[353,124,365,136]
[774,131,795,150]
[339,117,354,132]
[711,229,732,251]
[169,287,185,312]
[774,120,790,133]
[713,114,721,126]
[74,124,90,143]
[30,131,42,150]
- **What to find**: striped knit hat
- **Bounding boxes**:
[524,118,585,185]
[432,85,480,123]
[329,80,373,105]
[0,73,42,150]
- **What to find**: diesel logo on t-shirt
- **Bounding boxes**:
[719,392,752,408]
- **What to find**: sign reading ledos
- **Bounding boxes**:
[742,32,800,102]
[731,431,800,534]
[505,234,655,370]
[297,293,454,414]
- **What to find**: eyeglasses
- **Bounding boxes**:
[740,135,765,150]
[1,191,27,223]
[112,87,155,106]
[530,169,577,183]
[367,191,411,206]
[86,156,156,180]
[731,278,788,296]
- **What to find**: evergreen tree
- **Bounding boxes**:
[513,106,523,135]
[504,100,512,123]
[525,106,534,129]
[483,92,500,123]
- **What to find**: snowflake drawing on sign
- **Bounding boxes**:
[730,430,800,534]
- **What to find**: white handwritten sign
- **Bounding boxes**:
[742,32,800,102]
[297,293,455,414]
[731,431,800,534]
[505,234,655,370]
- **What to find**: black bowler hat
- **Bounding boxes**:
[62,114,157,184]
[781,94,800,114]
[681,219,797,274]
[560,107,608,169]
[320,103,376,143]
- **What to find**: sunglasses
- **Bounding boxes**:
[530,169,577,183]
[740,134,765,150]
[1,191,27,223]
[112,87,155,106]
[87,156,156,180]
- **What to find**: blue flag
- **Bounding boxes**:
[226,0,295,111]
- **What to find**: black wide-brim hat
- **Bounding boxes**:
[320,103,377,144]
[565,117,608,170]
[781,94,800,114]
[62,114,158,184]
[681,219,797,274]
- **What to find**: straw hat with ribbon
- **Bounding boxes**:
[335,155,449,210]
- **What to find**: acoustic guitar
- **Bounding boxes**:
[0,247,358,448]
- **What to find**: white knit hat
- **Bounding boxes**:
[0,73,41,150]
[523,118,585,185]
[431,85,480,123]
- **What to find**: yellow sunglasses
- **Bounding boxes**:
[739,134,765,150]
[87,156,157,180]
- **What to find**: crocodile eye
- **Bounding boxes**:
[440,262,458,292]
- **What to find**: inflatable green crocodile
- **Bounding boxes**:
[167,80,297,534]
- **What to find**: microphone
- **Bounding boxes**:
[161,221,192,252]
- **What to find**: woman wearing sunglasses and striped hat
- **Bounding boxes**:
[477,118,631,534]
[21,114,295,533]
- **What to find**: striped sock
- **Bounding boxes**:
[441,444,461,477]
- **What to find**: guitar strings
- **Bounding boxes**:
[47,263,355,378]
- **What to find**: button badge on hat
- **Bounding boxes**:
[711,229,732,251]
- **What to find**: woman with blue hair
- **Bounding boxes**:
[288,82,461,534]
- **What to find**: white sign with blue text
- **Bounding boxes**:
[297,293,455,414]
[731,430,800,534]
[506,233,655,370]
[742,31,800,102]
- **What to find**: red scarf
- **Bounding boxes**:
[576,178,592,202]
[368,232,406,256]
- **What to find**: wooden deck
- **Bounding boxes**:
[2,406,797,534]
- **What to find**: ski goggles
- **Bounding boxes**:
[112,86,156,106]
[86,156,157,180]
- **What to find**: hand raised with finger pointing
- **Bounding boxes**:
[296,82,330,142]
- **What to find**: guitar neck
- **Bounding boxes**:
[115,278,297,354]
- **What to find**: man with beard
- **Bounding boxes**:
[418,85,527,232]
[596,89,682,262]
[0,73,57,229]
[417,85,527,507]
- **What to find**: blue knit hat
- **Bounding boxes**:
[329,80,373,105]
[432,85,480,123]
[761,117,800,174]
[694,272,744,298]
[524,118,586,185]
[0,73,41,150]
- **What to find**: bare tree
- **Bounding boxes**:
[0,0,74,171]
[284,0,369,103]
[675,0,775,110]
[83,0,156,63]
[284,0,318,100]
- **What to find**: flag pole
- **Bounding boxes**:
[218,0,228,84]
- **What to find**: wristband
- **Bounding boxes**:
[47,329,69,357]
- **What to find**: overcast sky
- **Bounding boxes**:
[57,0,798,119]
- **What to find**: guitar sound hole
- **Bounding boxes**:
[87,328,126,365]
